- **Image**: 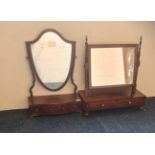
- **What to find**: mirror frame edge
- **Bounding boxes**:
[84,36,142,96]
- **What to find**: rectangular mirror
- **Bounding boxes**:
[90,47,135,87]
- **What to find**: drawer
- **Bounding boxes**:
[87,97,145,111]
[32,105,63,115]
[30,102,81,116]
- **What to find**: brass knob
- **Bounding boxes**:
[35,108,39,112]
[62,107,66,111]
[101,104,105,107]
[49,108,53,112]
[129,101,132,104]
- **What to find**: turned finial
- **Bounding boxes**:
[139,36,142,45]
[85,36,88,45]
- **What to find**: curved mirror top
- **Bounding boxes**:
[90,47,135,87]
[30,31,72,90]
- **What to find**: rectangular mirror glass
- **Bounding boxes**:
[90,47,135,87]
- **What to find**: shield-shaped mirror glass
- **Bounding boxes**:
[30,31,72,90]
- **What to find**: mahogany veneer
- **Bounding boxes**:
[79,90,145,116]
[28,94,81,117]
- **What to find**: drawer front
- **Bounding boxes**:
[30,102,81,116]
[87,97,145,111]
[31,105,62,115]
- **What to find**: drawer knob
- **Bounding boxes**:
[101,104,105,107]
[62,107,66,111]
[35,108,39,112]
[49,108,53,112]
[129,101,132,104]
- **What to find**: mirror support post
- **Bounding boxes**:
[70,42,78,98]
[84,36,89,95]
[29,74,35,103]
[26,42,36,104]
[131,36,142,96]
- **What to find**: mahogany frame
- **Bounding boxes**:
[84,37,142,96]
[26,29,77,102]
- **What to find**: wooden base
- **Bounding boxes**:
[28,94,81,117]
[78,90,146,116]
[28,90,146,117]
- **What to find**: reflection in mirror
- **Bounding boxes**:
[91,47,135,87]
[31,32,72,90]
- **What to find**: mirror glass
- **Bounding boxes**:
[90,47,135,87]
[31,32,72,90]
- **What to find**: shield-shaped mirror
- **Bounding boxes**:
[26,29,76,92]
